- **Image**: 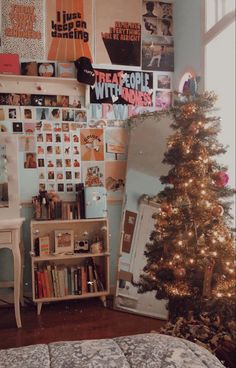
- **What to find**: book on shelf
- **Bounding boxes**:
[46,264,54,297]
[39,236,50,256]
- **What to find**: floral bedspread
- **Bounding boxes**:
[0,333,225,368]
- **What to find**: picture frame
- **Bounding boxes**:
[54,230,74,254]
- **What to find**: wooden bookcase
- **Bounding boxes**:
[30,218,110,315]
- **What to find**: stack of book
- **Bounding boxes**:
[34,259,104,299]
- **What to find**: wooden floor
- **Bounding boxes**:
[0,298,166,349]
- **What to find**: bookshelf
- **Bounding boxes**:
[30,218,110,315]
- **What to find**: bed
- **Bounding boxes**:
[0,333,225,367]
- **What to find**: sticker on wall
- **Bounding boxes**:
[1,0,44,59]
[46,0,93,61]
[95,0,141,66]
[80,129,104,161]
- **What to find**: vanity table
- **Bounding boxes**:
[0,218,24,328]
[0,134,24,328]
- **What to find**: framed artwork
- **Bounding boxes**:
[54,230,74,254]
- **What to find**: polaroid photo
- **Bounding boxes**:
[0,123,10,133]
[20,94,31,106]
[43,122,53,131]
[57,183,64,192]
[63,133,70,143]
[35,121,43,131]
[62,122,70,132]
[18,136,36,152]
[55,145,62,155]
[39,183,46,191]
[74,109,87,123]
[46,133,53,143]
[157,72,172,90]
[73,159,80,168]
[47,159,55,168]
[24,152,37,169]
[7,94,21,106]
[36,107,49,120]
[48,183,55,191]
[37,145,45,155]
[74,171,81,180]
[62,109,74,122]
[21,107,34,121]
[54,122,61,132]
[73,146,80,155]
[37,133,44,143]
[38,158,45,168]
[0,108,6,121]
[56,171,64,180]
[38,171,46,181]
[44,95,57,107]
[65,171,72,180]
[57,95,69,108]
[65,158,72,168]
[64,145,71,155]
[12,122,23,133]
[72,133,79,143]
[48,171,55,180]
[50,108,61,121]
[55,133,62,143]
[69,95,84,108]
[7,107,17,120]
[46,145,53,155]
[56,159,63,168]
[66,183,74,192]
[31,95,45,106]
[70,122,80,131]
[24,122,36,134]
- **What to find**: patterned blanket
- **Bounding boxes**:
[0,333,225,367]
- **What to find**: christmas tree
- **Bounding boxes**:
[137,91,235,327]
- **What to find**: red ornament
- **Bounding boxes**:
[213,171,229,187]
[212,205,224,217]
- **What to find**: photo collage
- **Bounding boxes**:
[0,92,128,200]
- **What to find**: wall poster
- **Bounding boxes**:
[90,69,154,120]
[46,0,93,61]
[141,1,174,71]
[1,0,44,59]
[95,0,141,66]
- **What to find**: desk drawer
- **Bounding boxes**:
[0,231,12,244]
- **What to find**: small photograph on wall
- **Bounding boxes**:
[24,122,36,134]
[69,95,84,109]
[57,95,69,108]
[82,161,105,187]
[142,36,174,71]
[50,108,61,121]
[62,109,75,122]
[0,108,6,121]
[24,152,37,169]
[121,210,137,253]
[21,107,35,121]
[31,95,45,106]
[45,95,57,107]
[142,1,173,36]
[74,110,87,123]
[20,94,31,106]
[155,90,172,111]
[19,136,36,152]
[7,107,18,120]
[156,72,172,90]
[6,93,21,106]
[36,108,50,120]
[105,161,127,200]
[0,123,10,133]
[12,122,23,133]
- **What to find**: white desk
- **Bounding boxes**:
[0,218,24,328]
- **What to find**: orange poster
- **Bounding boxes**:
[46,0,93,61]
[80,129,104,161]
